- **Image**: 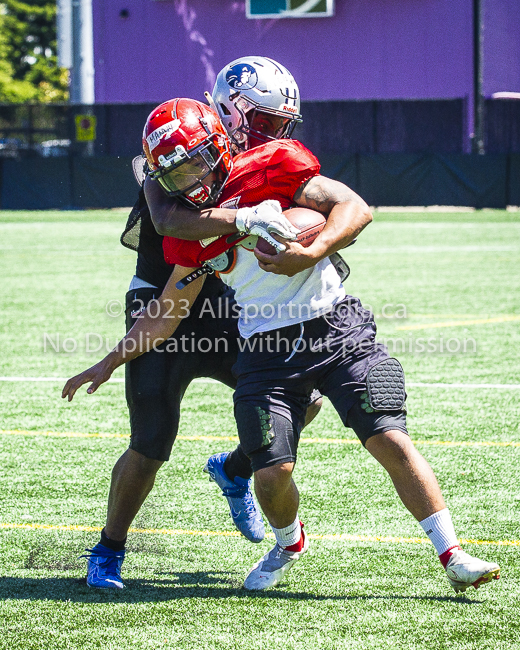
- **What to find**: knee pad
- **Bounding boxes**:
[234,401,300,471]
[234,402,275,457]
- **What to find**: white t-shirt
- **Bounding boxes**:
[219,246,345,338]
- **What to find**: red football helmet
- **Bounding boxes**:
[142,98,233,208]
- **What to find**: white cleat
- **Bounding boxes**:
[243,530,309,591]
[445,548,500,593]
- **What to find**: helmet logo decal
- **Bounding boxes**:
[157,145,188,168]
[219,196,241,210]
[226,63,258,90]
[146,119,181,152]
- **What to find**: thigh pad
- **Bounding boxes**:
[364,358,406,412]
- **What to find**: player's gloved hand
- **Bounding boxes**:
[235,200,300,253]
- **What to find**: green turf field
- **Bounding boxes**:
[1,208,519,650]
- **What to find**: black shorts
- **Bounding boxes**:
[233,296,408,471]
[126,280,240,461]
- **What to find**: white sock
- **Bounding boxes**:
[272,516,301,548]
[419,508,459,555]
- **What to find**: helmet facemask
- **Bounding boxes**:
[143,98,233,209]
[229,95,301,151]
[149,136,230,209]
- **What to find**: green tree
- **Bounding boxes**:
[0,20,38,101]
[0,0,68,103]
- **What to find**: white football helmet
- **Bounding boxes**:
[211,56,302,151]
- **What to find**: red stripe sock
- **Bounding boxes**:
[284,523,305,552]
[438,545,462,568]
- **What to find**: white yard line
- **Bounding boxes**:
[351,245,519,253]
[0,376,125,383]
[0,377,519,389]
[407,382,520,389]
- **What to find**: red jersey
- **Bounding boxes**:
[162,139,320,267]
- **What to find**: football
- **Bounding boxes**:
[256,207,326,255]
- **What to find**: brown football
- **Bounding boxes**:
[255,207,326,255]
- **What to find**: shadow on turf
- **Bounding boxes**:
[0,574,482,603]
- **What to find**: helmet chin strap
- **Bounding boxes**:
[204,91,219,114]
[177,187,208,209]
[181,176,223,208]
[182,184,212,208]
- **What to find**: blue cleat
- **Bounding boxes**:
[81,543,125,589]
[204,452,265,543]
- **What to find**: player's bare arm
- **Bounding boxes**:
[62,265,204,401]
[145,176,238,239]
[296,175,372,250]
[145,176,298,251]
[146,175,299,252]
[255,175,372,277]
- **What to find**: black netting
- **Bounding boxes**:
[485,99,520,154]
[0,102,156,158]
[2,99,520,158]
[297,99,464,158]
[1,99,519,209]
[121,188,147,252]
[0,153,513,209]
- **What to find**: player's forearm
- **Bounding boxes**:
[61,267,204,401]
[306,202,372,262]
[155,206,239,240]
[99,309,176,375]
[105,267,204,368]
[295,174,372,263]
[145,175,238,239]
[107,310,178,368]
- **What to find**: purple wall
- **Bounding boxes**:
[92,0,520,147]
[483,0,520,95]
[93,0,478,103]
